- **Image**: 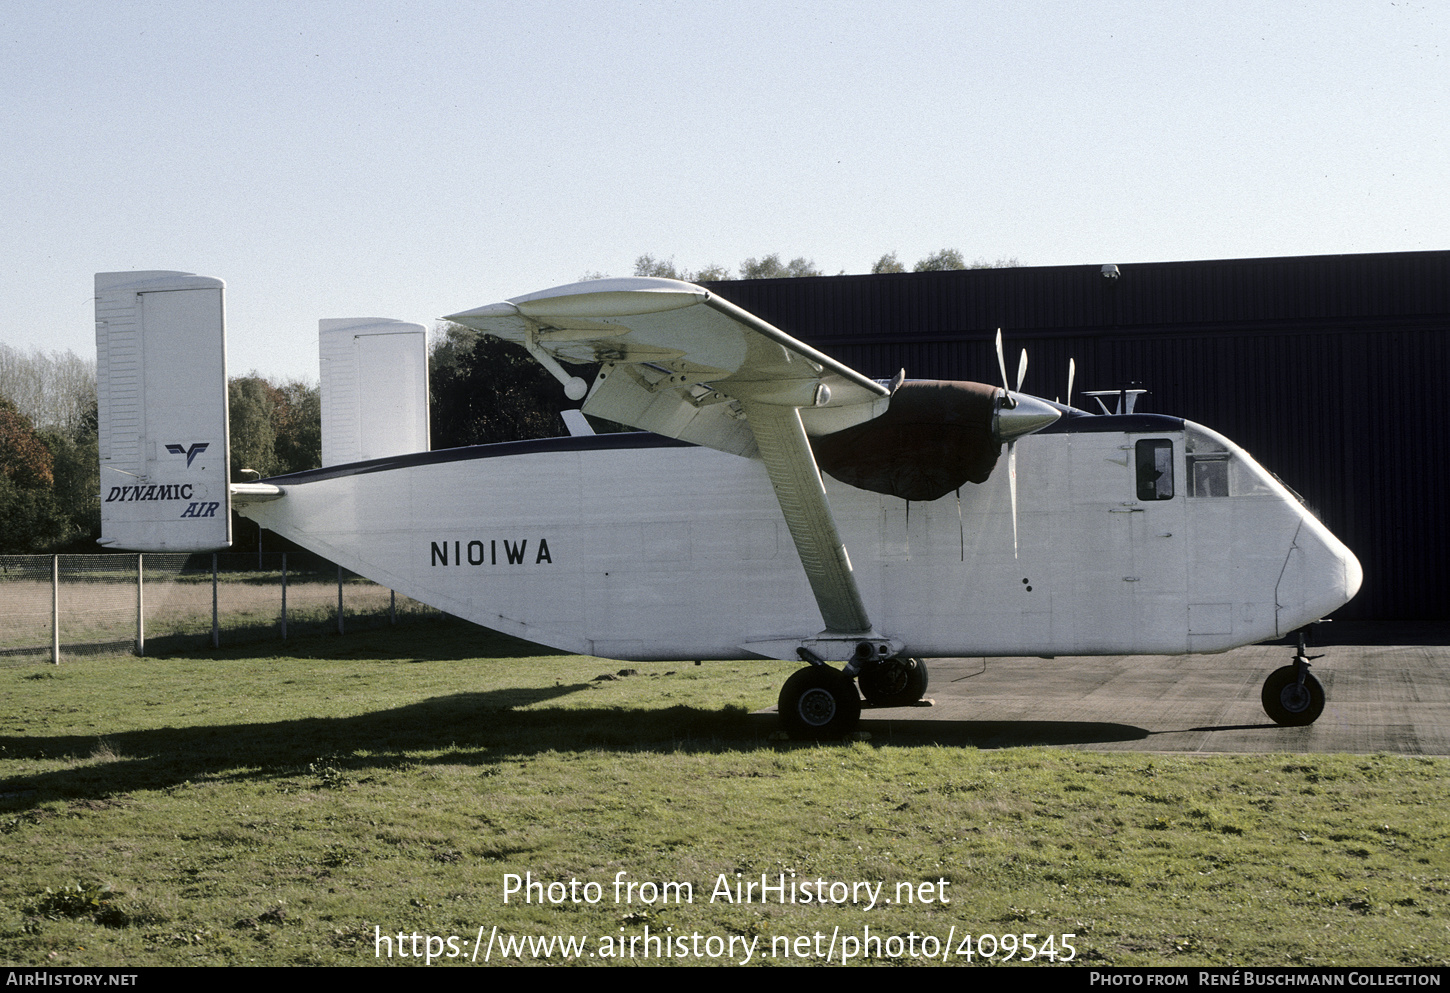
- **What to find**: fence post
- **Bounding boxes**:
[212,552,219,649]
[280,552,288,642]
[337,564,344,635]
[390,589,396,625]
[51,555,60,665]
[136,553,145,657]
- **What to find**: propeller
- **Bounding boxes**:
[992,329,1061,558]
[1066,358,1075,408]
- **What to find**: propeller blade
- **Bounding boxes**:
[995,329,1009,393]
[1016,348,1028,393]
[1067,358,1075,407]
[1008,441,1019,559]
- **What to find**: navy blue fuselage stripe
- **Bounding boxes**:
[1036,411,1185,434]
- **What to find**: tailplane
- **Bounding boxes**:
[95,271,231,551]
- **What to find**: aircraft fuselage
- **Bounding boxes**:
[241,407,1360,662]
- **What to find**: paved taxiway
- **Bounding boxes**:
[788,624,1450,755]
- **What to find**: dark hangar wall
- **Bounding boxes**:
[704,251,1450,622]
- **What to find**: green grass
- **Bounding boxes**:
[1,624,1447,967]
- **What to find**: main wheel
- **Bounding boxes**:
[778,666,862,738]
[858,657,929,708]
[1261,665,1325,726]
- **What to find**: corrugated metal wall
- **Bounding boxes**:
[704,251,1450,621]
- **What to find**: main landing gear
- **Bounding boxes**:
[858,655,930,708]
[777,654,930,738]
[778,666,861,738]
[1261,629,1326,727]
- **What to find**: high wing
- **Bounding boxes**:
[447,277,891,457]
[447,277,897,657]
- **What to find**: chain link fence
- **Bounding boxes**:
[0,552,440,663]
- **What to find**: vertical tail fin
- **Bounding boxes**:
[95,271,231,551]
[319,318,430,466]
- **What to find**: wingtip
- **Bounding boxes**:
[443,301,520,324]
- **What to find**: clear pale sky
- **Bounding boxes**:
[4,0,1444,383]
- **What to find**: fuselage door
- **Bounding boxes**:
[1126,436,1188,650]
[1065,432,1187,652]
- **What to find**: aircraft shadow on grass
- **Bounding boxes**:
[0,685,1181,809]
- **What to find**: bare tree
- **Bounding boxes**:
[0,345,96,436]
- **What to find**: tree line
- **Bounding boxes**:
[0,345,324,554]
[629,249,1021,282]
[0,345,101,553]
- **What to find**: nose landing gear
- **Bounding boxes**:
[1261,629,1326,727]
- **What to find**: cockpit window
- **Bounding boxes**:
[1135,439,1174,500]
[1184,425,1274,498]
[1185,426,1229,497]
[1188,455,1230,496]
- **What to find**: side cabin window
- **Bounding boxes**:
[1135,439,1174,501]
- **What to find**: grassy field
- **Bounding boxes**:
[1,623,1447,968]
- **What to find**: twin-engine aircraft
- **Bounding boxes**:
[95,272,1362,737]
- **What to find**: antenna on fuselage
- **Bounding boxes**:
[1083,387,1148,415]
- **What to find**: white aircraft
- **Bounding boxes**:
[95,272,1362,737]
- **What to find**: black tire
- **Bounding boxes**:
[858,657,930,708]
[1261,665,1325,726]
[778,666,862,738]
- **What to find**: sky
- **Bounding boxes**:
[4,0,1445,383]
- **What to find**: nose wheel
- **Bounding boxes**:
[1261,630,1326,726]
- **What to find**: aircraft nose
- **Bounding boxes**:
[1275,516,1362,635]
[1339,539,1364,605]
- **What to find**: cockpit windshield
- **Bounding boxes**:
[1184,423,1276,498]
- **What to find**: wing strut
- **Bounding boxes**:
[742,401,871,635]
